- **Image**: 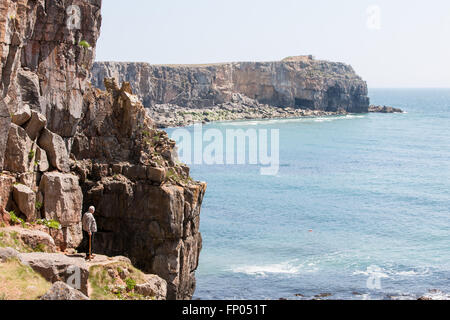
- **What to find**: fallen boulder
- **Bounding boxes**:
[18,252,89,295]
[4,124,34,173]
[135,274,168,300]
[37,128,70,172]
[0,174,16,210]
[11,104,31,126]
[39,172,83,249]
[41,281,89,300]
[3,227,57,252]
[24,111,47,141]
[12,184,36,221]
[35,146,49,172]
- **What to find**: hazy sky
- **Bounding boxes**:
[96,0,450,88]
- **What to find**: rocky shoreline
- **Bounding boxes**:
[368,105,404,114]
[147,94,350,128]
[147,98,404,128]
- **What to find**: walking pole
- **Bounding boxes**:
[88,233,92,261]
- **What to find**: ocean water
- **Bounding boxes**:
[166,89,450,300]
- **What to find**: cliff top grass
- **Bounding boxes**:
[0,228,53,253]
[0,230,34,253]
[0,258,51,300]
[89,261,151,300]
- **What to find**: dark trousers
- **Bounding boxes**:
[83,231,95,256]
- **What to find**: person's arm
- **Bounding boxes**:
[90,215,97,233]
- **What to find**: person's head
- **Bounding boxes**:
[89,206,96,214]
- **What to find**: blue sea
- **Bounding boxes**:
[167,89,450,300]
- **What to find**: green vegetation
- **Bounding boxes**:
[28,149,35,161]
[166,168,193,185]
[0,258,51,300]
[36,219,61,230]
[8,211,25,228]
[89,261,150,300]
[0,230,30,253]
[0,230,50,253]
[125,278,136,291]
[78,40,91,48]
[35,201,43,211]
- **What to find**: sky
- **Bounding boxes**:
[95,0,450,88]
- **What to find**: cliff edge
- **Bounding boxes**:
[92,55,369,115]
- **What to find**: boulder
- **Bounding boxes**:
[39,172,83,226]
[3,227,57,252]
[0,174,16,210]
[39,172,83,249]
[147,167,166,184]
[18,172,41,191]
[12,184,36,221]
[135,274,168,300]
[0,247,19,262]
[40,281,89,300]
[4,124,34,173]
[123,165,147,180]
[17,69,42,111]
[24,111,47,141]
[35,146,49,172]
[18,252,89,295]
[0,99,11,171]
[37,128,70,172]
[11,104,31,126]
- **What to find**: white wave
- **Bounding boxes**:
[229,260,315,276]
[422,289,450,300]
[218,114,367,126]
[353,266,430,278]
[395,268,430,276]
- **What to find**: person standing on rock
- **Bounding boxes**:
[82,206,97,261]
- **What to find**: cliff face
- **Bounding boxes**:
[0,0,205,300]
[92,55,370,113]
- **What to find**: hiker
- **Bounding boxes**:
[82,206,97,261]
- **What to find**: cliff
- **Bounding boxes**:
[92,55,370,114]
[0,0,205,300]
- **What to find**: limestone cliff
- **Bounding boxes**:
[0,0,205,300]
[92,55,369,114]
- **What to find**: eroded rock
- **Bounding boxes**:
[135,274,168,300]
[24,111,47,141]
[12,183,36,221]
[38,129,70,173]
[39,172,83,249]
[11,104,31,126]
[41,281,89,300]
[18,252,89,295]
[4,124,34,173]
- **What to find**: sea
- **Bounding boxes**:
[166,89,450,300]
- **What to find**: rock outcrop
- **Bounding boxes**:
[369,105,404,113]
[73,79,206,300]
[41,281,89,300]
[0,0,205,300]
[92,55,370,116]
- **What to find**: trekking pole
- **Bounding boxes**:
[88,233,92,261]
